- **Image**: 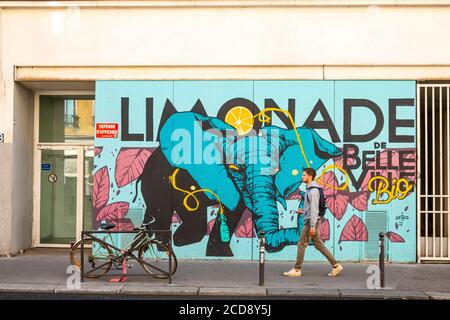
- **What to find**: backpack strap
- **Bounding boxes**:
[307,186,322,198]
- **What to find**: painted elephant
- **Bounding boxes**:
[138,111,341,256]
[137,146,246,256]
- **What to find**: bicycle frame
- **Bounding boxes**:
[80,229,173,284]
[100,230,149,257]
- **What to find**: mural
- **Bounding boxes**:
[93,80,416,262]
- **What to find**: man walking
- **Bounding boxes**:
[284,168,343,277]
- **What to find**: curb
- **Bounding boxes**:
[121,285,199,296]
[339,289,430,300]
[425,291,450,300]
[198,287,267,296]
[0,283,63,293]
[0,283,448,300]
[267,288,340,299]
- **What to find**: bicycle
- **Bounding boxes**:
[70,218,177,279]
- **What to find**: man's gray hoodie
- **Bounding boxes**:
[303,180,322,228]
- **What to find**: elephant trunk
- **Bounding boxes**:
[245,172,302,253]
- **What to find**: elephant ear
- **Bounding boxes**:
[306,127,342,161]
[274,127,342,199]
[159,112,241,211]
[280,127,342,163]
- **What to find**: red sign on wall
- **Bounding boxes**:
[96,123,119,138]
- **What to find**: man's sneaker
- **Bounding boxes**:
[283,268,302,277]
[328,264,343,277]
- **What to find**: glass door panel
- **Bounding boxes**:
[84,147,94,231]
[40,149,78,244]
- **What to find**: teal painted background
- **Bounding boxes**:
[93,80,416,262]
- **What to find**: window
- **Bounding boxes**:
[39,96,95,143]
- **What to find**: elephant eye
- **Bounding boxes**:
[292,169,299,176]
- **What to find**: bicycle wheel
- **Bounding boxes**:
[138,240,177,279]
[70,237,113,279]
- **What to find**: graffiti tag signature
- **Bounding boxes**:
[368,176,414,205]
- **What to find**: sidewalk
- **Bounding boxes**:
[0,248,449,299]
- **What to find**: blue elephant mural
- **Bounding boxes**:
[137,111,341,255]
[94,80,417,262]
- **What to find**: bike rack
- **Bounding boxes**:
[80,229,173,284]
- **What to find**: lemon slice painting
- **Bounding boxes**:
[224,106,254,135]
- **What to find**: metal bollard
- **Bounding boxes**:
[168,230,173,285]
[379,232,385,288]
[80,233,85,282]
[259,230,266,286]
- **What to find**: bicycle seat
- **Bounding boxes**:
[144,216,156,225]
[133,217,156,231]
[100,222,116,230]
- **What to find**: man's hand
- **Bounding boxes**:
[309,227,316,237]
[296,208,303,215]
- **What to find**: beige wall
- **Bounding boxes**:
[2,5,450,67]
[7,3,450,82]
[11,83,33,253]
[1,1,450,254]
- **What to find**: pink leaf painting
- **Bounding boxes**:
[234,209,255,238]
[339,215,368,242]
[94,146,103,157]
[172,213,182,224]
[115,148,154,188]
[112,218,135,231]
[349,191,371,212]
[386,231,405,243]
[321,171,348,220]
[320,170,369,220]
[334,155,355,169]
[207,218,216,235]
[326,193,348,221]
[93,166,110,209]
[319,219,330,241]
[321,171,342,197]
[96,202,130,222]
[360,148,416,191]
[287,192,302,200]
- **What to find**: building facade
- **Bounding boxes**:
[0,0,449,263]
